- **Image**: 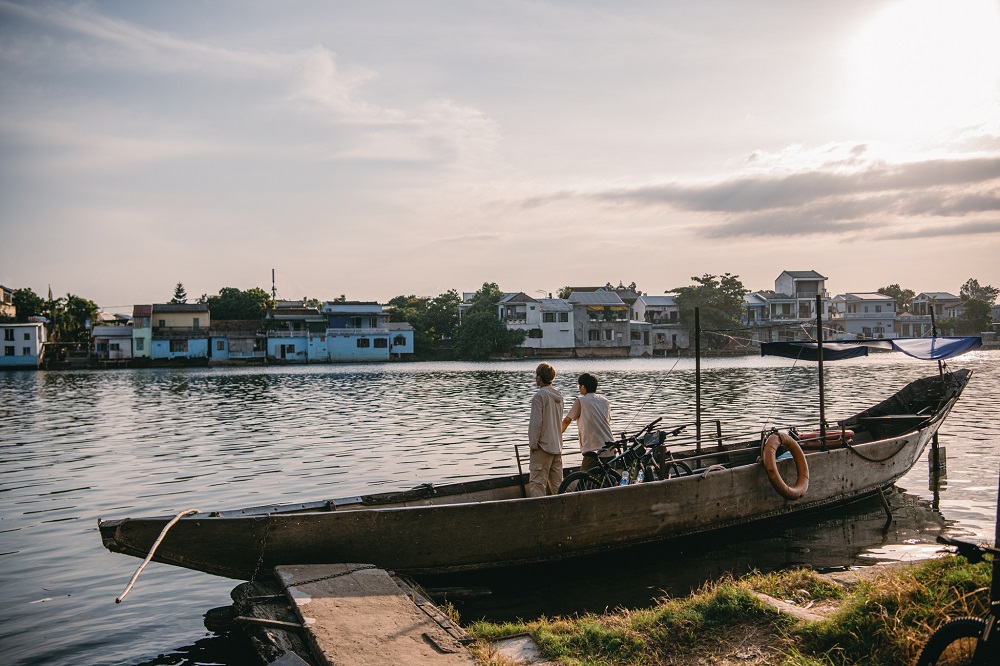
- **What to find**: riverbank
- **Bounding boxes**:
[464,555,992,665]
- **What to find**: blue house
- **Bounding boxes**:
[322,302,392,362]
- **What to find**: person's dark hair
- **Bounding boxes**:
[578,372,598,393]
[536,362,556,385]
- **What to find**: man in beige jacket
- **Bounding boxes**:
[527,362,564,497]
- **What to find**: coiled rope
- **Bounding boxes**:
[115,508,199,604]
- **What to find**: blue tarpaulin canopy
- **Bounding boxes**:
[760,342,869,361]
[761,337,982,362]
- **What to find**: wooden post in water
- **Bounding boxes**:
[816,295,826,444]
[695,307,702,454]
[992,467,1000,603]
[930,303,943,462]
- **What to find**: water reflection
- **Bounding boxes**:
[0,352,997,665]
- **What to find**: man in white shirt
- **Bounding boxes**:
[562,372,613,472]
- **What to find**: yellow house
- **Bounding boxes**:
[152,303,211,331]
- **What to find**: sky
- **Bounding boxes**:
[1,0,999,313]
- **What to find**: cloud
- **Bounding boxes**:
[0,0,499,171]
[875,219,1000,240]
[521,144,1000,241]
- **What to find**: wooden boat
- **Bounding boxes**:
[99,363,974,580]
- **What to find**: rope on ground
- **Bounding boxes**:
[115,508,199,604]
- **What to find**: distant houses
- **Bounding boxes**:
[1,269,995,369]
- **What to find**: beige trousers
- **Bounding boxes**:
[527,448,563,497]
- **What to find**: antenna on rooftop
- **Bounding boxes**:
[272,269,277,300]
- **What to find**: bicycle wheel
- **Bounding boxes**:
[664,461,693,478]
[558,469,621,494]
[916,617,987,666]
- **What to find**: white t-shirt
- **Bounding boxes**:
[567,393,613,454]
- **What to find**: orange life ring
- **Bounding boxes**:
[797,429,854,451]
[762,432,809,500]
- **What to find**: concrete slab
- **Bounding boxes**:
[276,564,477,666]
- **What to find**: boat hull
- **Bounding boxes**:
[98,370,971,579]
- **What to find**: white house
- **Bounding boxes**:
[830,293,896,339]
[0,321,47,368]
[773,270,830,322]
[633,294,688,353]
[897,292,964,337]
[92,325,134,360]
[498,293,575,350]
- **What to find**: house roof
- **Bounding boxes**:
[568,291,626,306]
[916,292,959,300]
[752,290,795,302]
[836,292,895,301]
[782,270,827,280]
[153,303,209,313]
[91,326,133,338]
[323,302,383,314]
[499,292,538,304]
[266,307,324,318]
[537,298,573,311]
[210,320,267,332]
[638,295,677,307]
[133,305,152,317]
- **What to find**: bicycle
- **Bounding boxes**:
[557,418,690,493]
[915,535,1000,666]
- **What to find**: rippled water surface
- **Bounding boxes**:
[2,352,998,665]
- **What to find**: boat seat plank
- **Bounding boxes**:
[275,564,477,666]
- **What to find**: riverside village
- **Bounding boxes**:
[2,270,999,370]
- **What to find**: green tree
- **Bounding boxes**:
[387,289,463,359]
[953,298,992,334]
[11,288,46,321]
[387,294,434,358]
[960,278,999,304]
[454,283,526,360]
[877,284,915,312]
[170,282,188,304]
[426,289,461,340]
[206,287,275,320]
[43,294,100,343]
[670,273,747,349]
[953,277,998,334]
[557,286,573,299]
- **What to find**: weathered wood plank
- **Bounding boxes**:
[276,564,478,666]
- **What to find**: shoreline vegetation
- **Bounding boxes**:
[462,554,992,665]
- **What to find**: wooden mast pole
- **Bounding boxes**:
[695,307,702,453]
[816,295,826,443]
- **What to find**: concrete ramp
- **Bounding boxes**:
[276,564,477,666]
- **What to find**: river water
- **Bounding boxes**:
[1,351,998,665]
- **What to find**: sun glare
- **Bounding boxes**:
[842,0,1000,142]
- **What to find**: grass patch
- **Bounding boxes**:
[462,556,992,665]
[794,556,992,665]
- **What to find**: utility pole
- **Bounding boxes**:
[272,269,277,300]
